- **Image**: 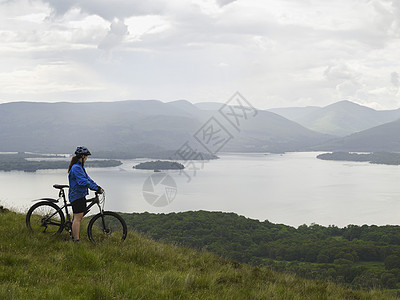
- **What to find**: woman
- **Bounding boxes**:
[68,146,103,242]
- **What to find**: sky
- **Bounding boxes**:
[0,0,400,110]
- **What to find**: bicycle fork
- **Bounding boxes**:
[100,215,110,234]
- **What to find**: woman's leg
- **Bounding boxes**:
[72,212,84,241]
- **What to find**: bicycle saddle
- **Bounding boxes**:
[53,184,69,189]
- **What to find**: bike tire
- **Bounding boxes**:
[26,201,65,235]
[87,211,127,244]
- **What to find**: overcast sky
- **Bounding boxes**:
[1,0,399,109]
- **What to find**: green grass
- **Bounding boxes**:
[0,210,398,299]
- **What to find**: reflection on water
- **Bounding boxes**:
[1,152,400,227]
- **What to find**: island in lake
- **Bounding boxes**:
[317,152,400,165]
[0,152,122,172]
[133,160,184,171]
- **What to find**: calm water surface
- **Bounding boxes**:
[1,152,400,227]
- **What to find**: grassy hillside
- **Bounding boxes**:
[0,209,395,299]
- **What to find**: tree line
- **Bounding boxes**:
[317,152,400,165]
[0,153,121,172]
[121,210,400,290]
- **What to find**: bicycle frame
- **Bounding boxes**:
[33,186,103,234]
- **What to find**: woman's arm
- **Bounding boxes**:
[72,165,99,191]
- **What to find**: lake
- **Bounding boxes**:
[1,152,400,227]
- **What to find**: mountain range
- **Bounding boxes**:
[269,100,400,152]
[1,99,400,155]
[0,100,201,154]
[268,100,400,137]
[316,118,400,152]
[0,100,331,155]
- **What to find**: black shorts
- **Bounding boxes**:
[71,197,87,214]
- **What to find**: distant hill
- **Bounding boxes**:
[194,102,225,111]
[270,100,400,137]
[168,100,210,120]
[315,118,400,152]
[0,100,332,155]
[223,110,333,153]
[0,100,202,154]
[268,106,320,121]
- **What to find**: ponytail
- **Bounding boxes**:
[68,156,80,173]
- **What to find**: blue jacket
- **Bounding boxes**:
[68,161,99,202]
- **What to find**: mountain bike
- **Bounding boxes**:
[26,184,127,244]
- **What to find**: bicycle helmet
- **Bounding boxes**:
[75,146,91,157]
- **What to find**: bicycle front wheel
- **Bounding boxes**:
[26,201,65,235]
[87,211,127,244]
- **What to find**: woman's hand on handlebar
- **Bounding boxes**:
[96,186,104,194]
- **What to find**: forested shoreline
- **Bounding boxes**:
[317,152,400,165]
[122,211,400,290]
[0,153,121,172]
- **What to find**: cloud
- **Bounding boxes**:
[43,0,167,21]
[1,0,400,109]
[216,0,237,7]
[323,64,357,82]
[0,62,106,96]
[322,63,363,99]
[391,71,400,87]
[369,0,400,39]
[42,0,171,52]
[98,19,129,52]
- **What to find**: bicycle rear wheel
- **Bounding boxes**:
[26,201,65,235]
[87,211,127,244]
